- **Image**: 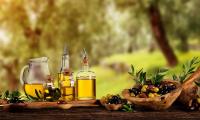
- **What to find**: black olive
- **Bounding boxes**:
[107,95,123,104]
[171,85,176,90]
[130,88,140,96]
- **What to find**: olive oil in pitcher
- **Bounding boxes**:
[76,49,96,100]
[24,83,44,98]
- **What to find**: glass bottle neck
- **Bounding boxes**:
[61,55,69,72]
[82,64,89,71]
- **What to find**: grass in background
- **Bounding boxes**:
[91,67,133,99]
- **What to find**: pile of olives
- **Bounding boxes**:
[129,82,176,98]
[101,94,127,104]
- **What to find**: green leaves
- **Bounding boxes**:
[129,65,167,85]
[151,68,168,85]
[128,65,147,85]
[1,90,24,103]
[122,104,134,112]
[172,74,178,81]
[2,90,9,99]
[128,65,135,76]
[173,57,200,83]
[138,70,147,85]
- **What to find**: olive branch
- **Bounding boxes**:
[128,65,168,85]
[172,57,200,83]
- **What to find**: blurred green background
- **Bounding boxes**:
[0,0,200,98]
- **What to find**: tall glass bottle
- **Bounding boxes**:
[58,47,75,101]
[76,49,96,100]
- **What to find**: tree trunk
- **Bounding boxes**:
[148,3,178,67]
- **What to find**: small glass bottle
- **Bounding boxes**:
[76,49,96,100]
[58,46,75,101]
[44,75,55,101]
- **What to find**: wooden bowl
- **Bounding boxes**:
[178,68,200,107]
[122,80,182,110]
[100,99,122,111]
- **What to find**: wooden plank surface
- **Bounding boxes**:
[0,104,200,120]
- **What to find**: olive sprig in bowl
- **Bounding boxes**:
[122,65,182,110]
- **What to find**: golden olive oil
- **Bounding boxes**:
[59,72,75,101]
[61,86,75,101]
[76,79,96,100]
[24,84,44,98]
[76,49,96,100]
[59,73,71,86]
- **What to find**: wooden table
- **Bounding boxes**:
[0,105,200,120]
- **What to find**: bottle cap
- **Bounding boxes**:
[81,48,88,65]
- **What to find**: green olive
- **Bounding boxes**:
[148,93,154,98]
[153,93,160,97]
[141,85,148,92]
[153,87,159,93]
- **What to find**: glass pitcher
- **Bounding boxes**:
[20,57,50,99]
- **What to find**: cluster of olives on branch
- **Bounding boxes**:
[101,94,127,104]
[129,82,176,98]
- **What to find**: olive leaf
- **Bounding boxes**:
[139,71,146,85]
[173,57,200,83]
[129,65,147,85]
[172,74,178,80]
[1,90,9,99]
[129,65,168,85]
[35,89,41,99]
[128,65,135,76]
[39,90,42,95]
[2,90,24,103]
[122,104,134,112]
[151,68,168,85]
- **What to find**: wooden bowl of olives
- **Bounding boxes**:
[122,80,182,110]
[100,94,125,111]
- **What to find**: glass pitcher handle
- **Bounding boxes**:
[20,65,29,85]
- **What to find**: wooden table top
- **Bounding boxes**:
[0,104,200,120]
